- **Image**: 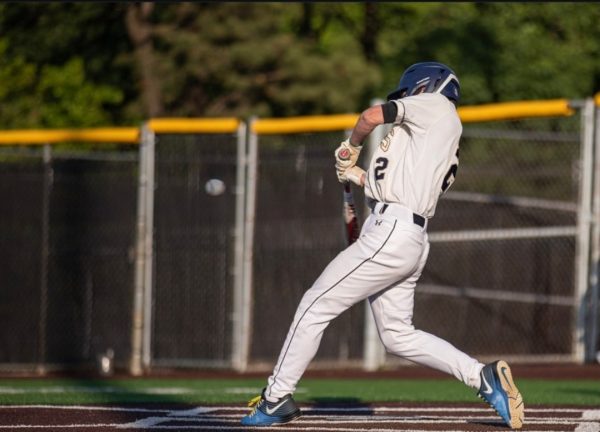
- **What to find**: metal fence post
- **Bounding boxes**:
[232,121,249,371]
[574,98,595,363]
[37,143,52,375]
[362,99,390,371]
[130,123,155,375]
[232,118,258,372]
[588,105,600,362]
[141,124,156,370]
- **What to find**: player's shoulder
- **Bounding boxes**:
[400,93,459,123]
[402,92,455,109]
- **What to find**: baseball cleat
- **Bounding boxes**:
[478,360,524,429]
[240,389,301,426]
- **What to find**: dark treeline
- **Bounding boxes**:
[1,3,599,128]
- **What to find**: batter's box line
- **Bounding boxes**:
[117,415,600,429]
[0,405,596,416]
[0,427,589,432]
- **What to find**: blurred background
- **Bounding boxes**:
[1,2,600,126]
[0,2,599,376]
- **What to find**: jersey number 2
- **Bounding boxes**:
[374,157,388,180]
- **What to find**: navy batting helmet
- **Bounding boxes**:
[386,61,460,103]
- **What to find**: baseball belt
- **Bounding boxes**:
[370,201,427,229]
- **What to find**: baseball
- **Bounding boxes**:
[205,178,226,196]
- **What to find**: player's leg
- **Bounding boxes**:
[368,240,484,389]
[369,239,524,428]
[265,214,425,400]
[243,214,424,426]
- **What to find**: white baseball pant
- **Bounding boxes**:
[266,202,483,400]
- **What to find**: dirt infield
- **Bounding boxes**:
[1,364,598,430]
[0,402,598,431]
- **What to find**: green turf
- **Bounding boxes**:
[0,377,598,406]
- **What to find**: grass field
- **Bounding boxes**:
[0,377,598,406]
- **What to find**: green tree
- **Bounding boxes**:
[1,2,600,126]
[0,39,123,128]
[37,58,123,128]
[0,39,37,128]
[375,3,600,104]
[480,3,600,102]
[151,3,380,118]
[0,3,133,127]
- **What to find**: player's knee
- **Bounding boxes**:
[378,326,417,354]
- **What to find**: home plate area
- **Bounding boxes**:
[0,403,599,431]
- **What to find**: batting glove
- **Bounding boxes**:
[337,165,366,187]
[334,138,362,173]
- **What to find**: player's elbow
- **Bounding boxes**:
[360,105,384,129]
[352,105,385,144]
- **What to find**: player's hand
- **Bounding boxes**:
[337,165,365,187]
[334,138,362,173]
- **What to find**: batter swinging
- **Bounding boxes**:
[242,62,524,429]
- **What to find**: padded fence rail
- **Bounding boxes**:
[0,97,598,375]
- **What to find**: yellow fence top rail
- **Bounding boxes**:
[0,128,139,145]
[0,98,583,144]
[148,118,240,134]
[251,100,574,134]
[458,99,574,123]
[253,114,359,135]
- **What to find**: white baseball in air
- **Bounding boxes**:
[205,178,226,196]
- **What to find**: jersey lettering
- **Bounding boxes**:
[379,127,396,152]
[441,148,460,194]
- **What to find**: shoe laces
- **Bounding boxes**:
[248,395,262,408]
[246,394,263,417]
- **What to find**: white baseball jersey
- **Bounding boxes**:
[364,92,462,218]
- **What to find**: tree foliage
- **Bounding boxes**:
[150,3,379,118]
[0,2,599,128]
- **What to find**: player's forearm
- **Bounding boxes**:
[349,105,385,146]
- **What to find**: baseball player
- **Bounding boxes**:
[241,62,524,429]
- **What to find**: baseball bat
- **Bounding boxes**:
[343,182,361,245]
[338,146,361,245]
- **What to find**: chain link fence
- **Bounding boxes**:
[250,132,366,366]
[0,143,138,371]
[0,98,598,374]
[413,115,582,363]
[150,133,238,368]
[246,113,589,370]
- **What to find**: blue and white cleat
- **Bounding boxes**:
[240,389,301,426]
[478,360,524,429]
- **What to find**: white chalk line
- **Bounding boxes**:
[0,427,594,432]
[583,411,600,420]
[0,405,172,413]
[185,414,600,423]
[1,412,598,429]
[0,404,598,431]
[118,415,599,425]
[126,415,600,423]
[576,423,600,432]
[0,425,120,429]
[0,386,276,395]
[0,404,592,414]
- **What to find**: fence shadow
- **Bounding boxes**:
[306,396,374,416]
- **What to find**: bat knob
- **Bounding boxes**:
[338,149,350,160]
